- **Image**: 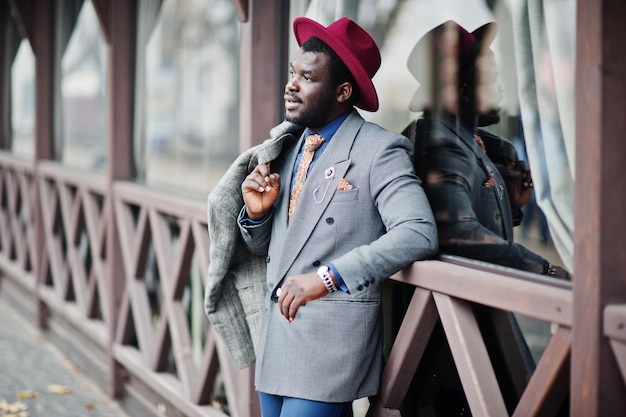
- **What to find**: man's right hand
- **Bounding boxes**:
[241,163,281,220]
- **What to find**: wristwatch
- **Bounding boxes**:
[316,266,337,293]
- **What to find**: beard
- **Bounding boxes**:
[285,89,336,128]
[477,109,501,127]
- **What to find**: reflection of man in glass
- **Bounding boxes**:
[403,20,569,279]
[397,20,570,416]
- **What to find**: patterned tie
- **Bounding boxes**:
[474,135,487,154]
[288,133,325,223]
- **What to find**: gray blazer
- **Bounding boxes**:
[240,111,438,402]
[204,121,304,369]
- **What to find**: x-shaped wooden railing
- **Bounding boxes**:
[2,153,626,417]
[370,256,572,417]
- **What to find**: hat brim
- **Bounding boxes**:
[471,22,498,53]
[293,17,379,112]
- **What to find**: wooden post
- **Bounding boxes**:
[107,0,136,399]
[0,0,11,148]
[31,0,56,329]
[238,0,286,151]
[573,1,626,416]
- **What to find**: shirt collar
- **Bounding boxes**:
[304,111,351,143]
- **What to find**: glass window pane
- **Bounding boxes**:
[11,39,35,159]
[60,0,109,172]
[137,0,240,195]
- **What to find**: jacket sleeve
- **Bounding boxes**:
[329,131,439,292]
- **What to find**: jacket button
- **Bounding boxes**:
[266,256,271,263]
[312,260,321,267]
[326,217,334,225]
[364,281,370,287]
[357,285,364,291]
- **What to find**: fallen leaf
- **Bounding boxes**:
[84,402,95,410]
[0,399,29,416]
[16,391,38,400]
[48,385,72,395]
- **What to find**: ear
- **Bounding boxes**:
[335,82,353,104]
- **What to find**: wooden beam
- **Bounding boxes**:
[573,0,626,416]
[513,326,571,417]
[433,293,508,417]
[108,0,137,399]
[0,0,12,148]
[238,0,286,151]
[393,259,572,325]
[378,288,438,408]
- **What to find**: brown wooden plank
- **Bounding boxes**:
[172,220,194,299]
[378,287,437,408]
[193,328,219,405]
[169,301,196,399]
[82,191,109,321]
[191,221,210,276]
[107,0,137,394]
[59,183,87,310]
[131,206,150,278]
[513,326,571,417]
[113,344,228,417]
[573,0,626,415]
[129,279,156,363]
[114,181,206,222]
[32,0,55,330]
[433,292,508,417]
[114,199,136,279]
[393,260,572,325]
[238,0,286,151]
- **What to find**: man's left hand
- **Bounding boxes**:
[277,273,329,322]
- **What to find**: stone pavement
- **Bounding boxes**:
[0,297,130,417]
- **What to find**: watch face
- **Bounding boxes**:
[317,266,330,275]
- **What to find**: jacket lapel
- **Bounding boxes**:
[439,113,514,239]
[275,111,363,280]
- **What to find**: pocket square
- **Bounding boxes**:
[337,178,354,191]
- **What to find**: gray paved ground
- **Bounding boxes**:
[0,297,130,417]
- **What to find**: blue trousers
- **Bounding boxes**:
[259,392,351,417]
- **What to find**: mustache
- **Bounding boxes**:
[284,92,302,102]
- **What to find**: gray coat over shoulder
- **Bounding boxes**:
[204,121,304,369]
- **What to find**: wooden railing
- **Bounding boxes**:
[0,151,625,417]
[0,154,249,417]
[371,257,572,417]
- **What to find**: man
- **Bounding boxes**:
[397,21,570,416]
[236,17,437,416]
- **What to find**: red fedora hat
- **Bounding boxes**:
[293,17,381,112]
